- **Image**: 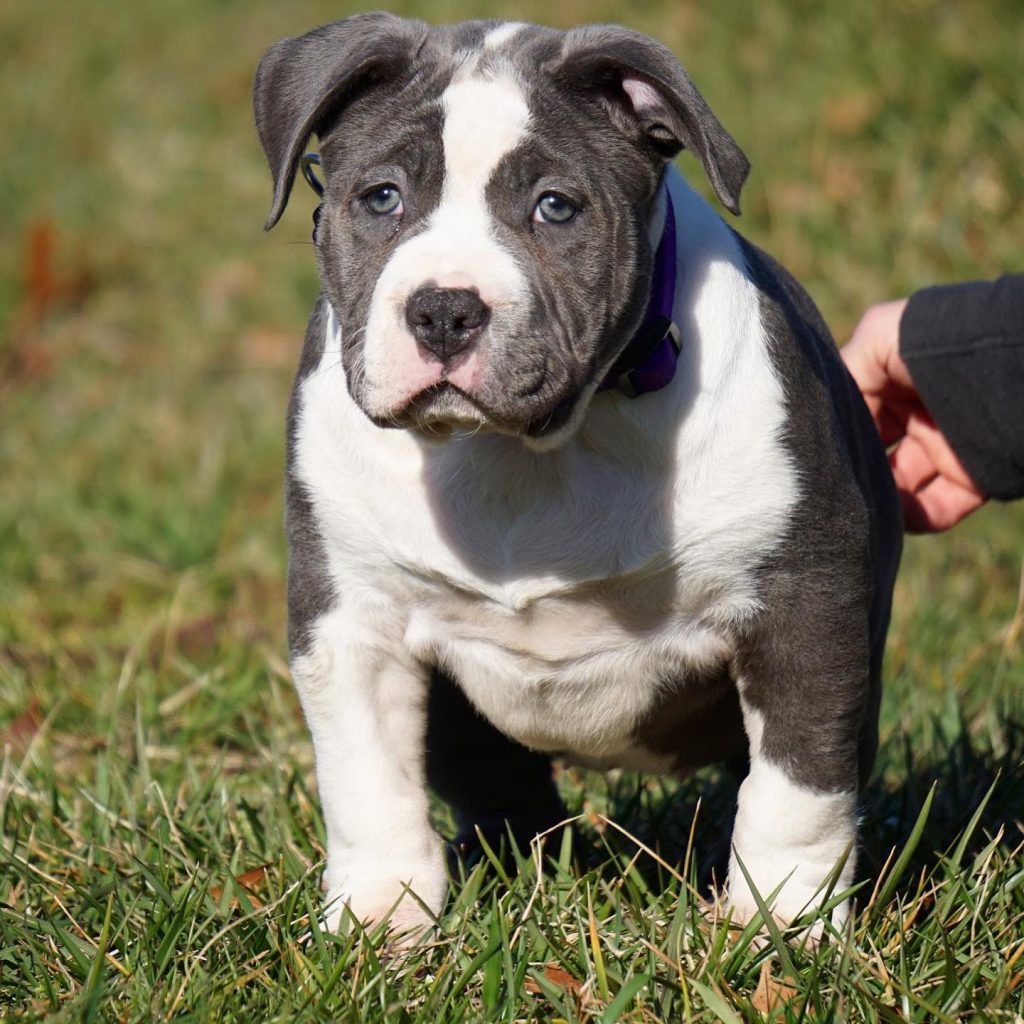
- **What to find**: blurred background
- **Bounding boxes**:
[2,0,1022,841]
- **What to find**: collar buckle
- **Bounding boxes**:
[609,318,682,398]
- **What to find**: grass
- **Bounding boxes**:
[2,0,1023,1019]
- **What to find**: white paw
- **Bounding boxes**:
[320,856,447,945]
[725,880,848,940]
[726,754,858,942]
[725,851,852,941]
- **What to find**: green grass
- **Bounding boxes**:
[2,0,1023,1019]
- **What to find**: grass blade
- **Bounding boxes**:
[874,782,936,909]
[599,973,652,1023]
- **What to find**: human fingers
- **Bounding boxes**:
[901,476,986,533]
[888,433,939,495]
[903,408,983,493]
[890,411,985,531]
[841,299,914,397]
[873,394,916,448]
[842,300,916,443]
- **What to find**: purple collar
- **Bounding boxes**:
[598,190,680,398]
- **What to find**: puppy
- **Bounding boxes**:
[253,14,902,938]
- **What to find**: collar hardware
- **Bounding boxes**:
[301,152,324,196]
[302,152,324,242]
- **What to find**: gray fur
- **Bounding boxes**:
[557,24,750,213]
[254,12,431,230]
[732,238,902,792]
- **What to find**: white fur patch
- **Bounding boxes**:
[484,22,525,49]
[728,705,857,930]
[360,72,532,416]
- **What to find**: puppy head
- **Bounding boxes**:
[254,15,748,446]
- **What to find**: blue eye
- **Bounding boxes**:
[533,192,578,224]
[364,185,403,216]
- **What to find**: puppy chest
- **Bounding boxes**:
[401,582,734,764]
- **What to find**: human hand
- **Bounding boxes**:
[841,299,985,532]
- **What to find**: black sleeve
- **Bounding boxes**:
[899,274,1024,500]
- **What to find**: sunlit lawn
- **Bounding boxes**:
[2,0,1022,1019]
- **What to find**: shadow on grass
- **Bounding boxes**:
[858,707,1024,878]
[515,700,1024,905]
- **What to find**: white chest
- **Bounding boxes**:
[297,402,742,764]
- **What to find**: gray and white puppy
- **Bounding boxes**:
[253,13,902,938]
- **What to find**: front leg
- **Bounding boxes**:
[291,607,446,938]
[727,576,875,935]
[726,701,858,934]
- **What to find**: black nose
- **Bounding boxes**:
[405,287,490,361]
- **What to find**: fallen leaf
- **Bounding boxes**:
[2,220,97,386]
[542,964,582,995]
[525,963,583,996]
[24,221,58,322]
[751,960,799,1016]
[210,864,270,909]
[236,865,270,891]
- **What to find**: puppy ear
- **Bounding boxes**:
[558,26,749,215]
[253,12,427,230]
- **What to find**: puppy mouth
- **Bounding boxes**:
[380,383,489,437]
[371,379,583,443]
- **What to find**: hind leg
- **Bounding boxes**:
[427,669,568,859]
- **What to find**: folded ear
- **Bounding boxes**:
[557,26,749,215]
[253,12,427,230]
